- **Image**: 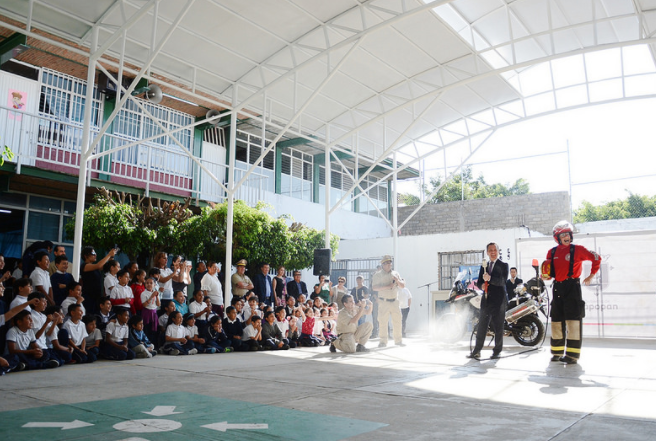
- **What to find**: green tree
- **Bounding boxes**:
[67,195,339,271]
[398,166,530,205]
[64,195,153,261]
[574,192,656,222]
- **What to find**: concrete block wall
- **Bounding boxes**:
[397,192,570,236]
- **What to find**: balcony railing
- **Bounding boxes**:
[0,104,267,206]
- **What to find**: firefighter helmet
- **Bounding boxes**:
[552,220,574,244]
[541,260,552,280]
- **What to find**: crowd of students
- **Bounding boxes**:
[0,250,347,375]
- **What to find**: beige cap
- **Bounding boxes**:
[380,255,393,264]
[236,259,247,266]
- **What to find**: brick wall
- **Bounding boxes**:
[397,192,571,236]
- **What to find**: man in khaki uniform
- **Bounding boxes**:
[331,294,373,353]
[231,259,254,300]
[372,255,405,348]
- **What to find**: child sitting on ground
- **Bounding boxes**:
[0,297,39,374]
[183,313,213,353]
[82,315,102,361]
[29,293,66,365]
[163,311,197,355]
[158,301,176,349]
[274,306,296,348]
[101,308,135,361]
[203,315,232,353]
[62,304,93,363]
[128,315,156,358]
[261,311,289,350]
[6,310,60,370]
[223,306,246,352]
[242,315,263,351]
[321,308,337,342]
[44,305,74,364]
[300,307,331,347]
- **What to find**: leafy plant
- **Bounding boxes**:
[67,195,339,271]
[1,144,14,166]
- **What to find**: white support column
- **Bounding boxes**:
[71,27,99,279]
[392,151,398,261]
[224,87,238,306]
[324,126,331,249]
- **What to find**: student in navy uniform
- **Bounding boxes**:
[223,306,247,352]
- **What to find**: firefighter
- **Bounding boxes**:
[542,221,601,364]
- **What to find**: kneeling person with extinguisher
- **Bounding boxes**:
[542,221,601,364]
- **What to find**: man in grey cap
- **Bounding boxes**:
[371,255,405,347]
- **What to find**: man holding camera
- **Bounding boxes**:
[331,294,372,353]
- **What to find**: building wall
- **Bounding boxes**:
[397,192,571,237]
[336,227,533,334]
[261,192,392,241]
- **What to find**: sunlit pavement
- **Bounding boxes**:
[1,335,655,440]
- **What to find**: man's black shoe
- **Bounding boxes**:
[550,355,562,362]
[490,353,501,360]
[466,352,480,360]
[329,343,336,353]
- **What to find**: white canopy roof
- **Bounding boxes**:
[2,0,655,194]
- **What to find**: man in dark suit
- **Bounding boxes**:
[286,271,308,301]
[468,242,509,360]
[505,267,523,300]
[252,263,274,306]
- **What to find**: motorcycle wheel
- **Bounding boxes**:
[435,313,466,344]
[511,314,545,347]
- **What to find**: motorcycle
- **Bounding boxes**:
[435,263,548,346]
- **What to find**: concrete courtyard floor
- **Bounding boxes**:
[1,335,656,440]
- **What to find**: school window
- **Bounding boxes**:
[235,130,275,193]
[281,148,312,202]
[113,97,194,178]
[317,163,355,211]
[438,251,485,290]
[38,69,103,151]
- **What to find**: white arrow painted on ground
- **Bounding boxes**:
[142,406,182,416]
[23,420,94,430]
[202,422,269,432]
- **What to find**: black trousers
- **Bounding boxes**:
[472,301,506,355]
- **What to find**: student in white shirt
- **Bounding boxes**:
[62,304,93,363]
[163,311,197,355]
[31,251,54,305]
[100,309,135,360]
